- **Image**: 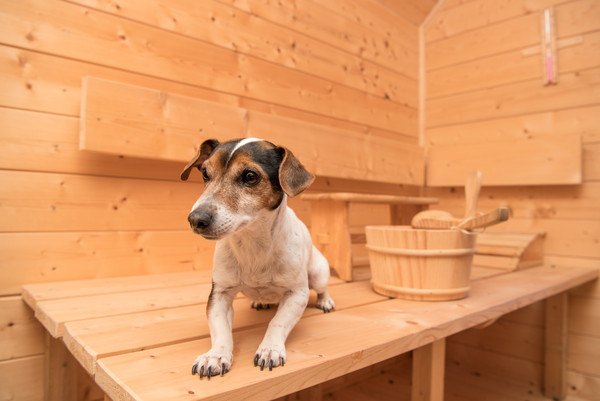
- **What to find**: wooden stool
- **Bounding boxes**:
[300,192,438,281]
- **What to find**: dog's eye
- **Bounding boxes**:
[201,167,210,182]
[241,170,260,186]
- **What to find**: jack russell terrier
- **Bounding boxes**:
[181,138,335,379]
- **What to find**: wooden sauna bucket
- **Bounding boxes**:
[365,226,477,301]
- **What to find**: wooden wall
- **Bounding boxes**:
[0,0,425,399]
[423,0,600,400]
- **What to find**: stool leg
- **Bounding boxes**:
[391,204,424,225]
[544,293,568,400]
[412,339,446,401]
[309,200,353,281]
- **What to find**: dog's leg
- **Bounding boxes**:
[308,245,336,313]
[254,288,309,371]
[192,285,235,379]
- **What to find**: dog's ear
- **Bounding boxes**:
[277,147,315,197]
[180,139,220,181]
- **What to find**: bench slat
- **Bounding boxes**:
[94,266,597,401]
[300,192,438,205]
[63,281,387,374]
[34,276,346,338]
[22,271,213,308]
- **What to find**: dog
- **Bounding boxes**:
[180,138,335,378]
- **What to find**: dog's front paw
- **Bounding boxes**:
[191,350,232,379]
[254,342,286,371]
[316,292,335,313]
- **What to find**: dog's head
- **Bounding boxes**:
[180,138,314,239]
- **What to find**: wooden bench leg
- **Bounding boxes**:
[309,200,353,281]
[544,293,568,400]
[45,334,78,401]
[411,339,446,401]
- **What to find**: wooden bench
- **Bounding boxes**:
[22,265,597,401]
[300,192,438,281]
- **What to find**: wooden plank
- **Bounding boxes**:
[247,111,423,185]
[544,293,568,399]
[63,281,386,374]
[34,275,344,339]
[22,271,212,308]
[219,0,419,79]
[427,133,582,186]
[0,0,414,134]
[426,105,600,146]
[568,333,600,376]
[35,283,214,338]
[425,0,573,43]
[0,355,44,401]
[427,67,600,128]
[81,77,244,162]
[485,219,600,259]
[0,296,45,361]
[1,231,214,296]
[374,0,434,25]
[446,341,543,388]
[94,266,597,401]
[0,107,204,182]
[411,339,445,401]
[0,46,415,148]
[0,170,199,232]
[451,319,544,363]
[569,296,600,336]
[427,182,600,221]
[427,30,600,98]
[567,370,600,401]
[70,0,417,106]
[426,0,600,69]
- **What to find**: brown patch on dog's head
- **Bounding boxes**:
[186,138,314,239]
[180,139,220,181]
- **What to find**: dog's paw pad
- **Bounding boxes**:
[191,350,232,379]
[251,302,276,311]
[316,294,335,313]
[254,343,286,371]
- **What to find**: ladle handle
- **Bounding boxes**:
[464,171,483,219]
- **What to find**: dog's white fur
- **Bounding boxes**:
[189,140,335,377]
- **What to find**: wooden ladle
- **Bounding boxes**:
[411,171,509,230]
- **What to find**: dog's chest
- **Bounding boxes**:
[237,264,297,302]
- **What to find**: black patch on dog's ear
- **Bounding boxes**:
[277,147,314,197]
[180,139,220,181]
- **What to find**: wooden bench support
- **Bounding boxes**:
[412,339,446,401]
[544,293,568,400]
[303,192,438,281]
[45,334,78,401]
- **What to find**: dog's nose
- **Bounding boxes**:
[188,210,213,230]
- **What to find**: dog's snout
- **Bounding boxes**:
[188,209,213,231]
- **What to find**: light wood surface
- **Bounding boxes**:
[427,133,582,186]
[81,78,424,185]
[92,266,596,401]
[22,265,597,401]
